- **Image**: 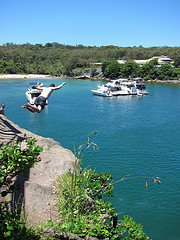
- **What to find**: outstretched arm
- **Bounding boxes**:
[36,86,44,90]
[34,83,44,90]
[52,82,66,90]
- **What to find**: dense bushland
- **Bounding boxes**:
[0,43,180,78]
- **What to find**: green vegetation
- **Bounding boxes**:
[0,137,42,239]
[54,168,150,239]
[102,60,179,80]
[0,43,180,79]
[0,138,43,197]
[0,202,39,240]
[39,132,160,239]
[0,133,161,239]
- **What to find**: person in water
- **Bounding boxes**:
[0,103,5,115]
[21,82,66,113]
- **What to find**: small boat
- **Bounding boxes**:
[25,82,48,104]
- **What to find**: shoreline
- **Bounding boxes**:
[146,79,180,84]
[0,74,53,79]
[0,74,180,84]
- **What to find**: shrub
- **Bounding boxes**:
[0,137,42,239]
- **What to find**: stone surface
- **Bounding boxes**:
[0,115,75,225]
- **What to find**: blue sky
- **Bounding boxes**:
[1,0,179,47]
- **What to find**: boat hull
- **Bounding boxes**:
[91,90,113,97]
[25,82,48,104]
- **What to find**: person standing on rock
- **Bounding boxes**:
[0,103,5,115]
[21,82,66,113]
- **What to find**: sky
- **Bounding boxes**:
[0,0,180,47]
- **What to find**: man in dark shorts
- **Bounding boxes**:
[21,82,66,113]
[34,96,46,111]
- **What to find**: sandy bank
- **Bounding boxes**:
[0,74,52,79]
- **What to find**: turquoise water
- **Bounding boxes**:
[1,78,180,240]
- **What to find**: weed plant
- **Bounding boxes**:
[53,132,151,239]
[0,137,42,239]
[0,133,160,239]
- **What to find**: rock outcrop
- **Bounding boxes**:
[0,115,76,225]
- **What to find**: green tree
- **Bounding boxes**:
[102,61,121,79]
[173,56,180,68]
[148,58,158,68]
[157,64,177,80]
[121,60,140,78]
[101,61,111,74]
[140,64,151,78]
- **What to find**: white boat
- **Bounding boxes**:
[135,82,149,95]
[119,79,137,95]
[91,79,136,96]
[91,84,127,97]
[91,87,113,97]
[91,79,149,97]
[25,82,48,104]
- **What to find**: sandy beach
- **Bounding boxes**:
[0,74,179,84]
[0,74,52,79]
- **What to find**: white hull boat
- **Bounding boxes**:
[91,88,113,97]
[91,79,149,97]
[26,82,48,104]
[135,82,149,95]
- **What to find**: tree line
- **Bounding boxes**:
[102,59,180,80]
[0,42,180,79]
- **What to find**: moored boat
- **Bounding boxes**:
[135,81,149,95]
[91,87,113,97]
[25,82,48,104]
[91,78,149,97]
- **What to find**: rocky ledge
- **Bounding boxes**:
[0,115,75,225]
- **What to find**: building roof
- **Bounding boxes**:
[118,55,173,65]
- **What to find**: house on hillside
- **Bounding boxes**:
[91,56,173,68]
[118,55,173,66]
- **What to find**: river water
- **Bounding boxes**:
[1,78,180,240]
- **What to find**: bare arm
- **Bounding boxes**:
[36,86,44,90]
[51,82,66,90]
[34,83,44,90]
